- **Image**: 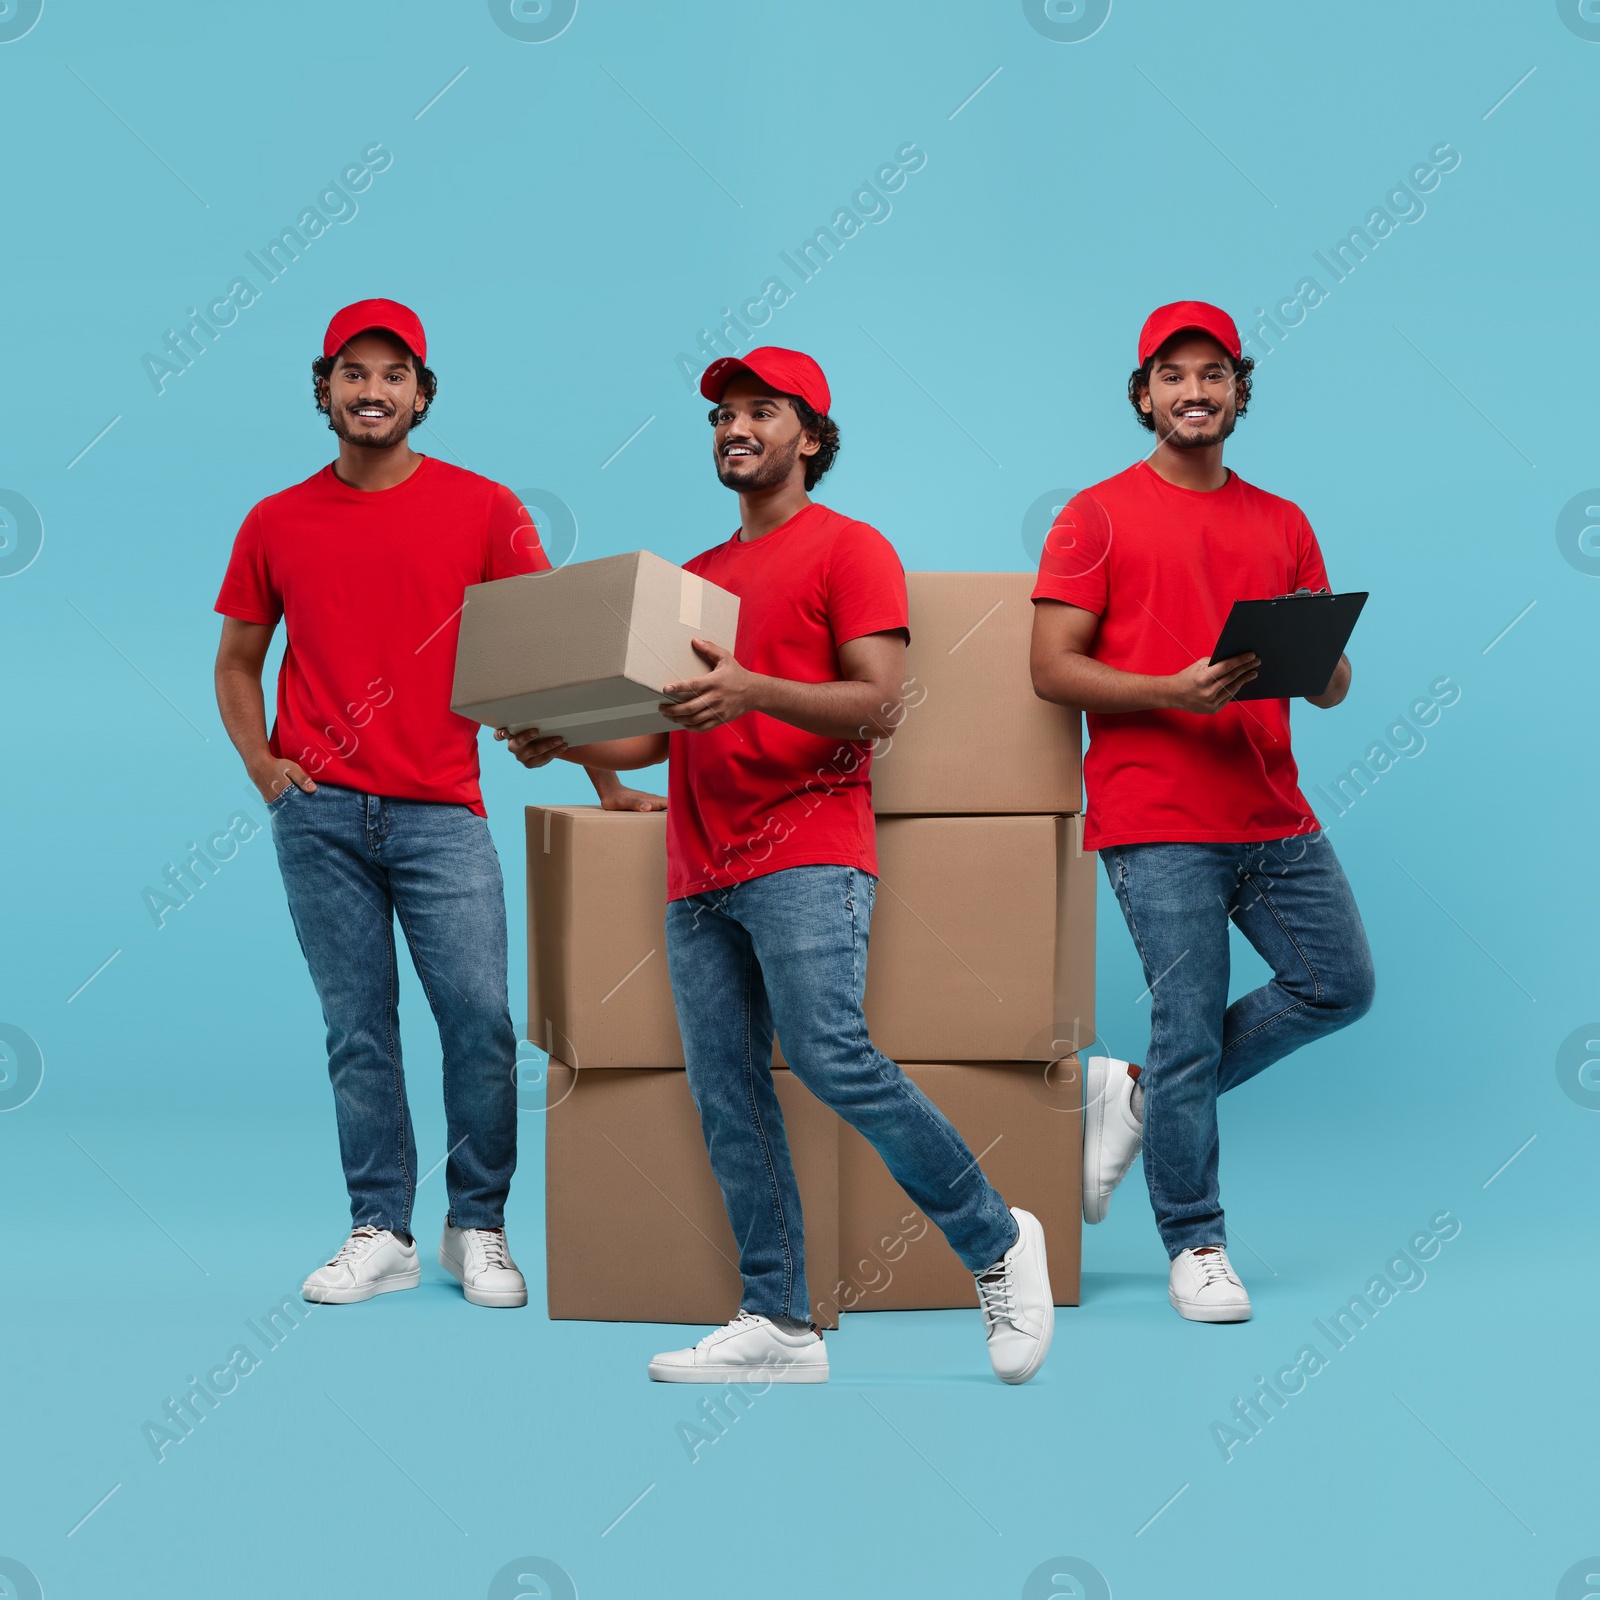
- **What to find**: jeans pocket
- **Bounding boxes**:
[266,783,299,812]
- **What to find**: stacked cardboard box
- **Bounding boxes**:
[518,566,1090,1324]
[834,1061,1082,1316]
[526,807,1093,1070]
[543,1062,842,1327]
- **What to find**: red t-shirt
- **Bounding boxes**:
[666,502,909,900]
[1032,462,1329,850]
[215,456,548,813]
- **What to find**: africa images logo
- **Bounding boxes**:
[488,0,577,43]
[1555,489,1600,575]
[1022,0,1112,43]
[0,489,43,577]
[0,0,42,44]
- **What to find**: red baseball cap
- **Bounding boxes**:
[323,298,427,363]
[700,346,831,415]
[1137,300,1241,365]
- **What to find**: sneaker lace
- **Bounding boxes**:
[1193,1250,1234,1287]
[697,1311,764,1349]
[472,1229,510,1270]
[329,1226,384,1267]
[975,1262,1018,1335]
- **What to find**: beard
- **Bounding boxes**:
[715,430,802,491]
[1155,404,1237,451]
[329,403,414,451]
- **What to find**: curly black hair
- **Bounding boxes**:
[708,391,840,490]
[313,351,437,431]
[1128,346,1254,433]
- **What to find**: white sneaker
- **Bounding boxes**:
[1169,1246,1252,1323]
[975,1207,1054,1385]
[439,1221,528,1308]
[1083,1056,1143,1224]
[647,1312,829,1384]
[301,1226,421,1304]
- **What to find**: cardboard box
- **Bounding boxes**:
[527,806,682,1069]
[545,1062,841,1327]
[871,572,1082,815]
[452,550,740,746]
[833,1060,1081,1314]
[867,814,1094,1062]
[525,806,1095,1068]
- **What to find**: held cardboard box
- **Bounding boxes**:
[867,813,1094,1062]
[545,1062,840,1328]
[527,806,682,1070]
[871,572,1082,816]
[451,550,740,747]
[834,1059,1081,1314]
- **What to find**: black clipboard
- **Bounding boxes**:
[1208,590,1367,701]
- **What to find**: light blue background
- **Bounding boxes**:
[1,2,1594,1596]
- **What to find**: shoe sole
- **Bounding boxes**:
[302,1267,421,1305]
[1082,1057,1112,1225]
[646,1361,829,1384]
[1169,1290,1251,1323]
[994,1209,1054,1385]
[439,1250,528,1308]
[459,1285,528,1308]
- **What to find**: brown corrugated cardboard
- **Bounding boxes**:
[545,1062,840,1328]
[525,806,1095,1068]
[452,550,740,746]
[833,1059,1081,1315]
[867,814,1094,1061]
[871,572,1082,815]
[526,806,682,1069]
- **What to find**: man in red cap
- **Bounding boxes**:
[213,299,660,1311]
[502,346,1055,1385]
[1030,301,1374,1323]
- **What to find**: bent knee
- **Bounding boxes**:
[781,1034,896,1098]
[1317,956,1375,1025]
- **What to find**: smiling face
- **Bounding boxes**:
[319,330,425,450]
[1139,333,1241,450]
[710,373,818,492]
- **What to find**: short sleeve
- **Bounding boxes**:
[486,483,553,581]
[1294,511,1330,593]
[1031,490,1113,614]
[826,522,909,645]
[214,505,281,625]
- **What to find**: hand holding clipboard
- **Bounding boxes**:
[1207,589,1367,702]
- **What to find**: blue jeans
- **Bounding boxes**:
[1102,831,1375,1258]
[269,783,518,1233]
[666,865,1019,1321]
